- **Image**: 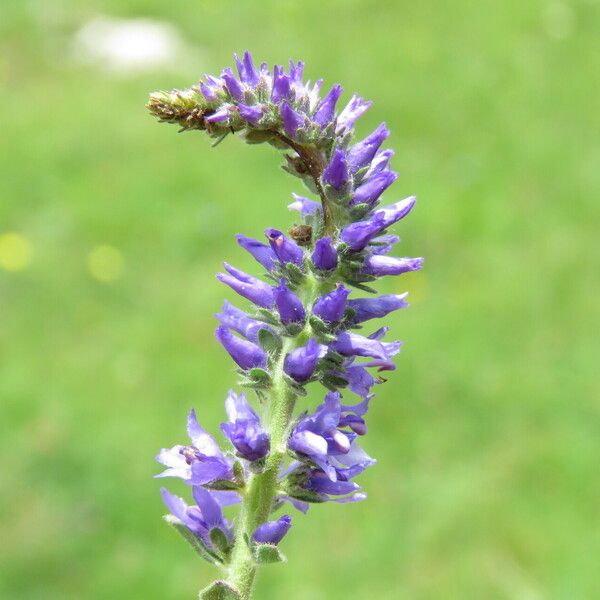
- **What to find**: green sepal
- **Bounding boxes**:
[308,315,329,333]
[254,543,286,564]
[321,373,349,391]
[352,164,370,185]
[254,308,280,325]
[258,328,282,355]
[348,282,378,294]
[248,368,271,387]
[283,489,326,503]
[163,515,222,565]
[314,331,337,343]
[243,129,275,145]
[199,580,242,600]
[342,307,357,323]
[233,460,246,486]
[336,242,350,256]
[282,262,306,286]
[205,479,243,491]
[321,350,345,366]
[209,527,231,558]
[248,457,266,474]
[349,203,371,220]
[282,374,308,396]
[283,322,304,336]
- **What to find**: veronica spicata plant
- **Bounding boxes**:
[148,52,423,600]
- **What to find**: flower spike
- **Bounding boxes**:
[149,51,422,599]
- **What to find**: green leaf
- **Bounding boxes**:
[258,328,282,355]
[254,543,286,564]
[199,580,242,600]
[163,515,222,565]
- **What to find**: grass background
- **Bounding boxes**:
[1,1,599,598]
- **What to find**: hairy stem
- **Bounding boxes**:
[226,337,297,599]
[226,273,326,599]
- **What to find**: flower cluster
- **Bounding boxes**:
[149,51,422,599]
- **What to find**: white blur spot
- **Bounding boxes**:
[73,17,185,72]
[542,2,576,40]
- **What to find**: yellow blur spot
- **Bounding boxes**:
[0,232,33,271]
[397,270,429,304]
[87,245,124,283]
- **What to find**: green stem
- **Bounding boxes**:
[226,340,297,599]
[226,272,330,599]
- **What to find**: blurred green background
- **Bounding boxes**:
[1,1,599,598]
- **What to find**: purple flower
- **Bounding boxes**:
[344,365,378,402]
[200,82,218,102]
[331,331,401,361]
[340,196,416,251]
[151,51,424,557]
[313,84,343,126]
[347,123,390,172]
[322,148,349,190]
[284,339,327,382]
[376,196,418,228]
[339,215,387,251]
[311,237,338,271]
[253,515,292,545]
[364,149,394,179]
[288,392,374,481]
[234,51,259,86]
[288,60,304,85]
[307,473,360,495]
[288,194,321,217]
[281,102,304,138]
[370,234,400,255]
[221,390,269,461]
[205,106,231,123]
[156,409,232,485]
[216,263,275,308]
[339,396,371,435]
[161,486,233,548]
[215,326,267,370]
[236,234,276,271]
[337,94,372,132]
[238,103,263,125]
[221,68,244,101]
[274,279,306,325]
[271,65,293,103]
[351,170,398,206]
[265,228,304,266]
[312,284,351,323]
[215,300,270,343]
[346,293,408,324]
[362,255,424,276]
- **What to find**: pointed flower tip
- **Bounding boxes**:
[253,514,293,544]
